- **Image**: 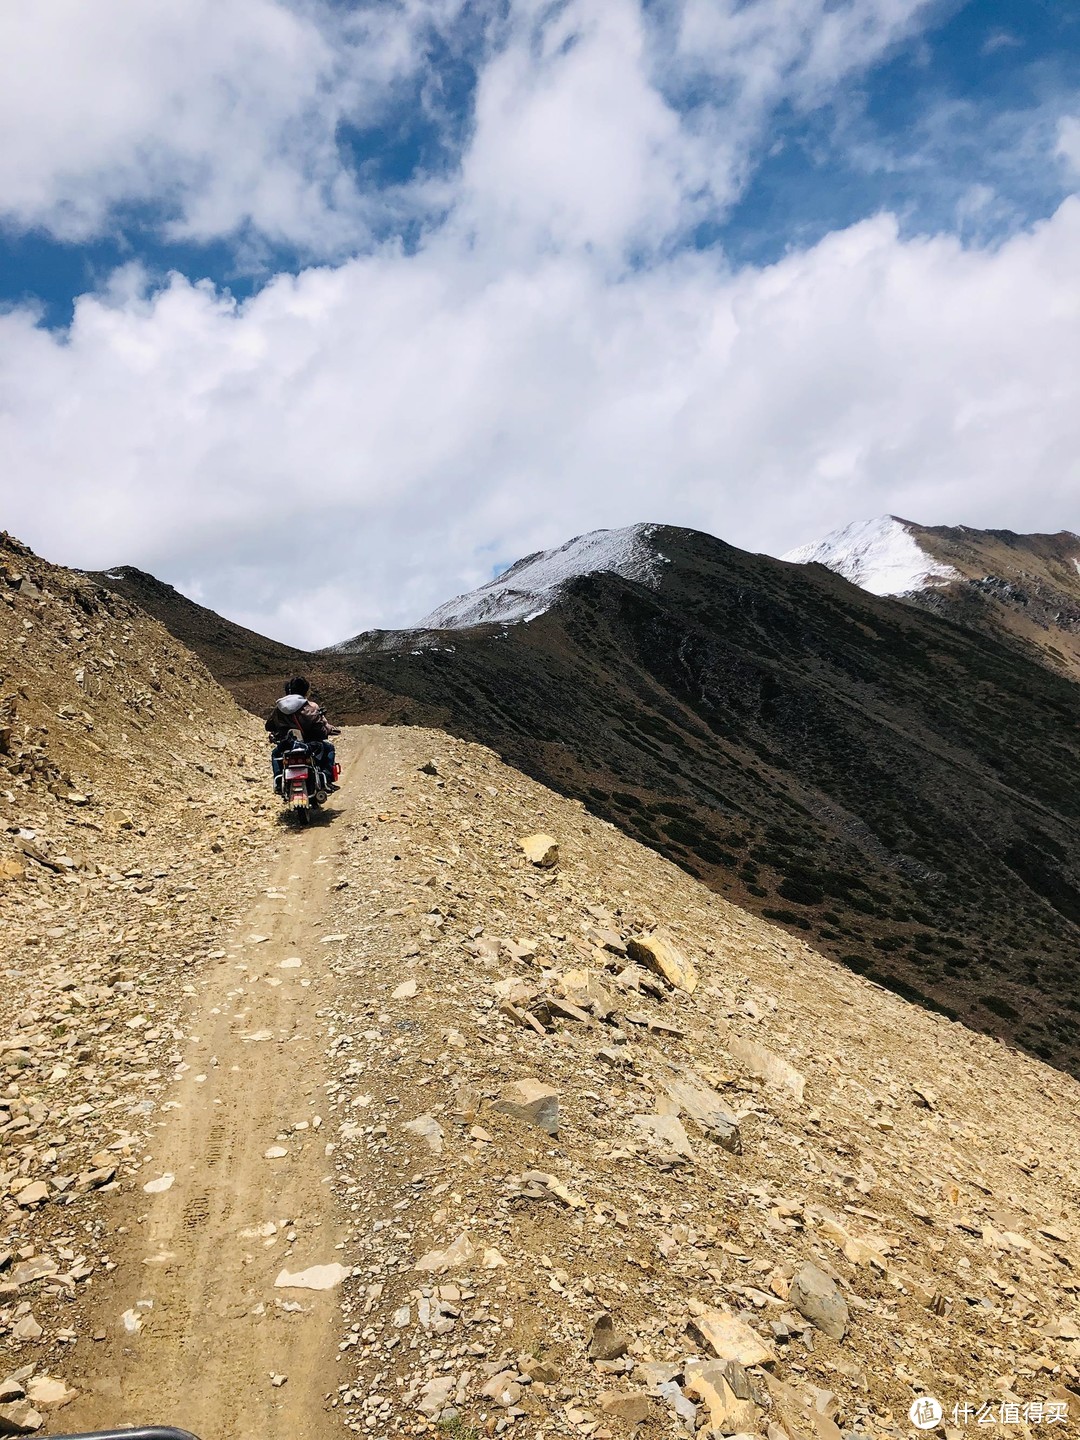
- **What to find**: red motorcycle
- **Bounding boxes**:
[274,731,337,822]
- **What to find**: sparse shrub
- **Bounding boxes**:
[762,908,811,930]
[841,952,872,974]
[654,800,691,819]
[697,842,737,868]
[983,994,1020,1020]
[778,878,824,906]
[611,791,644,810]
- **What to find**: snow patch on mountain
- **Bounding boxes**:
[782,516,961,597]
[416,524,668,630]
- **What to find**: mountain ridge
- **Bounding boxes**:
[785,516,1080,682]
[89,520,1080,1078]
[4,529,1079,1436]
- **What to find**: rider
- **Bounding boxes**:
[266,677,341,790]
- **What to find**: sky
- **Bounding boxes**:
[2,0,1079,647]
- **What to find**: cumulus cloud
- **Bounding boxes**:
[0,0,469,250]
[1,0,1077,647]
[3,198,1080,646]
[0,0,942,257]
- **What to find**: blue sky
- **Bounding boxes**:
[1,0,1079,644]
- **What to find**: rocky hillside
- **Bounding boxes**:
[786,517,1080,682]
[89,564,306,709]
[1,532,1077,1438]
[91,525,1080,1079]
[310,525,1080,1080]
[7,722,1078,1440]
[0,531,281,1428]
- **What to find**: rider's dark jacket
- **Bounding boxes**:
[265,698,333,744]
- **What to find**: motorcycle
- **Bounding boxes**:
[273,729,336,823]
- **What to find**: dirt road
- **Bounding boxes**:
[32,722,1080,1440]
[63,730,377,1440]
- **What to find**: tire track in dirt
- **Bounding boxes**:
[63,731,376,1440]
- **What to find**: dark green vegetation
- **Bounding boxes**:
[103,527,1080,1077]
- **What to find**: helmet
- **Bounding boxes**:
[277,694,307,716]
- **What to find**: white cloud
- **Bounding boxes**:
[2,0,1078,648]
[3,199,1080,646]
[0,0,464,250]
[457,0,696,257]
[0,0,944,256]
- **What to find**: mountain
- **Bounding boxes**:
[5,529,1079,1435]
[89,564,307,709]
[311,523,1080,1076]
[781,516,963,595]
[331,524,669,643]
[92,524,1080,1077]
[785,515,1080,681]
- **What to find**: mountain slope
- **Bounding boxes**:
[786,517,1080,681]
[4,529,1077,1436]
[88,523,1080,1077]
[782,516,962,596]
[90,564,307,706]
[415,523,667,630]
[314,524,1080,1077]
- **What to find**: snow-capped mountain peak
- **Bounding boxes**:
[416,524,668,630]
[781,516,961,597]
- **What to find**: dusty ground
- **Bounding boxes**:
[55,739,383,1440]
[5,723,1077,1440]
[1,525,1078,1440]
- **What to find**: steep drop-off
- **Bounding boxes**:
[318,526,1080,1077]
[95,524,1080,1077]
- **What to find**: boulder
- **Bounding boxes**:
[632,1112,695,1161]
[23,1379,76,1411]
[10,1256,58,1287]
[766,1376,845,1440]
[597,1391,651,1424]
[683,1363,760,1436]
[479,1373,523,1408]
[589,1313,630,1360]
[416,1377,455,1418]
[403,1114,445,1154]
[686,1306,775,1366]
[790,1262,849,1340]
[13,1182,48,1209]
[413,1233,477,1273]
[493,1078,560,1135]
[519,834,559,868]
[626,930,698,993]
[721,1029,806,1102]
[273,1262,350,1291]
[664,1075,742,1153]
[0,1402,42,1435]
